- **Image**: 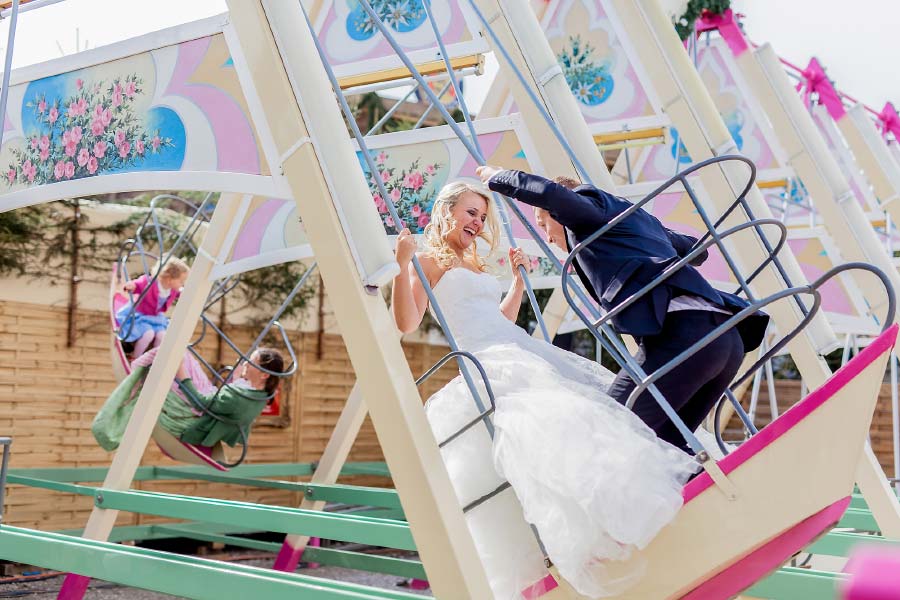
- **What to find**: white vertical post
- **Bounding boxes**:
[891,353,900,494]
[838,104,900,220]
[609,0,838,379]
[225,2,493,594]
[745,45,900,330]
[79,193,243,541]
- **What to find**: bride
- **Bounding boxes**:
[391,181,697,599]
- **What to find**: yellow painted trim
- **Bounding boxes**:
[0,0,39,7]
[338,55,484,90]
[594,127,666,145]
[597,137,665,151]
[757,179,788,189]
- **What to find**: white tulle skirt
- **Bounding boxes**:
[424,339,697,599]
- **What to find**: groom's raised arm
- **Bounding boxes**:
[486,169,610,230]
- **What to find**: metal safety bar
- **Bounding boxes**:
[455,0,788,454]
[563,156,896,455]
[460,0,824,387]
[414,350,498,448]
[0,437,10,525]
[711,262,897,455]
[296,2,496,440]
[174,263,316,469]
[356,0,553,343]
[300,0,552,552]
[115,193,214,341]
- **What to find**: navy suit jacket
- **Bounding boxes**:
[488,170,768,351]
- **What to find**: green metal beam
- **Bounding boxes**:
[298,484,401,509]
[838,508,880,532]
[154,468,403,509]
[7,466,157,483]
[153,525,282,553]
[7,462,391,484]
[746,567,840,599]
[56,524,162,543]
[850,489,899,511]
[807,530,897,557]
[347,508,407,520]
[153,526,426,580]
[55,522,426,579]
[850,493,868,510]
[93,488,416,550]
[0,525,420,600]
[7,474,96,496]
[302,548,427,580]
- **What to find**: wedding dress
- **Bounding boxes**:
[424,268,697,598]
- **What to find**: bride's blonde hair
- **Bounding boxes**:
[423,181,500,272]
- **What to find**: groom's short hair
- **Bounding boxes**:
[553,176,582,190]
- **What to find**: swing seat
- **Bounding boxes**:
[550,324,897,599]
[109,266,230,470]
[151,425,228,472]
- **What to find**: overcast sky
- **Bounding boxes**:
[2,0,896,111]
[732,0,899,110]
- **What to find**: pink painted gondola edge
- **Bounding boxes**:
[684,324,897,504]
[679,496,851,600]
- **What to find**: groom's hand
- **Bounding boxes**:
[476,165,502,185]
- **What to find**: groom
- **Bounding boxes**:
[477,166,768,453]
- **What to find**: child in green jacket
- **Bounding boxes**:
[163,348,284,447]
[93,348,285,451]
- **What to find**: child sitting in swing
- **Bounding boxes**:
[93,347,286,452]
[117,257,190,359]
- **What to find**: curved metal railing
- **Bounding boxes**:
[560,156,896,456]
[110,195,315,468]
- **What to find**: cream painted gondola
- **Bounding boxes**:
[109,267,230,471]
[529,152,900,598]
[584,324,897,599]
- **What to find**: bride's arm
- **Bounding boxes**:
[392,229,430,333]
[500,247,530,322]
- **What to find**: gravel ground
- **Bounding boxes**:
[0,554,433,599]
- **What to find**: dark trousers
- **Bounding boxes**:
[608,310,745,453]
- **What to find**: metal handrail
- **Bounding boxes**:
[711,261,897,455]
[114,194,213,341]
[561,156,896,454]
[414,350,498,448]
[558,157,775,452]
[0,437,10,526]
[625,285,824,409]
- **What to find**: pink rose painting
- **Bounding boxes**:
[22,160,36,182]
[361,151,442,234]
[402,171,424,191]
[7,74,174,187]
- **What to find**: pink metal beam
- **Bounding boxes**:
[694,9,890,125]
[695,9,750,56]
[798,57,846,120]
[877,102,900,141]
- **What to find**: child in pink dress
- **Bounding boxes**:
[117,257,190,359]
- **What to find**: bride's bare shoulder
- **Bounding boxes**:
[414,253,444,286]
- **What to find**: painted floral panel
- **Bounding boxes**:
[1,34,266,193]
[318,0,474,73]
[544,0,655,124]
